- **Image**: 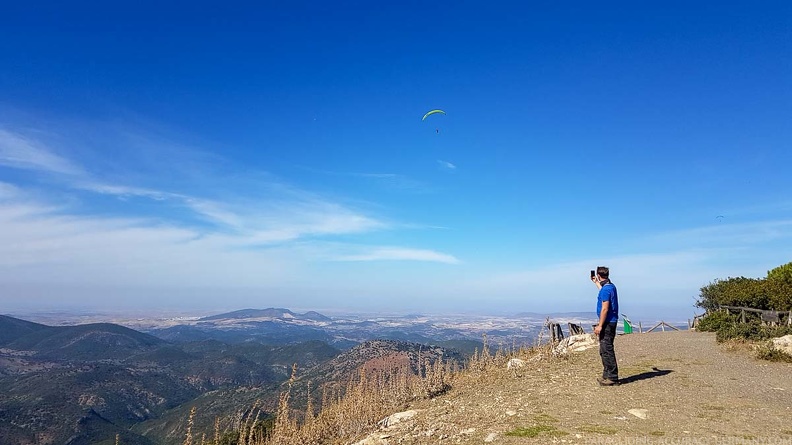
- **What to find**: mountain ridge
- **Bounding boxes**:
[0,314,53,347]
[0,315,341,445]
[199,308,331,322]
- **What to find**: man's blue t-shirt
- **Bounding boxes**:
[596,282,619,323]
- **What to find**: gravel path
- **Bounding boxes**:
[357,331,792,445]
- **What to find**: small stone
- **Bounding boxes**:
[772,335,792,355]
[505,410,517,416]
[628,408,648,419]
[460,428,476,435]
[378,409,420,428]
[484,432,498,442]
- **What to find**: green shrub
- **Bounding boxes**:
[696,261,792,312]
[696,311,738,332]
[716,323,761,342]
[715,322,792,342]
[767,262,792,285]
[755,343,792,363]
[697,277,767,311]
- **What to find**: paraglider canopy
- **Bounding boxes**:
[422,109,446,121]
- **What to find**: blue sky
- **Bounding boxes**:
[1,1,790,319]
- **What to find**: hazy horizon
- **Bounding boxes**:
[2,302,693,324]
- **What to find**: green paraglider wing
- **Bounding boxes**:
[421,109,446,121]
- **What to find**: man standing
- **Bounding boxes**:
[592,266,619,386]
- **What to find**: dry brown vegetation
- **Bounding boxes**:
[180,336,552,445]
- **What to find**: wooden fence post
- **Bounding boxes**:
[646,322,662,333]
[548,322,564,344]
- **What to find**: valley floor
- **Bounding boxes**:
[357,331,792,445]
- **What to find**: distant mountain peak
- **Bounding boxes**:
[199,308,331,322]
[300,311,332,322]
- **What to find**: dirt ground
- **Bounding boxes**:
[356,331,792,445]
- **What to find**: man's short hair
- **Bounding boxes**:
[597,266,610,279]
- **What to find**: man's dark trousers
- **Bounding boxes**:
[599,322,618,381]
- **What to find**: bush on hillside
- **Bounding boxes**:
[715,322,792,343]
[696,311,738,332]
[696,261,792,312]
[767,262,792,285]
[697,277,769,311]
[764,276,792,312]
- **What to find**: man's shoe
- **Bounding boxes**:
[597,377,620,386]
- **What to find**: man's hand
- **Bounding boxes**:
[596,302,609,334]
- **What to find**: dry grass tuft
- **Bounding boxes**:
[576,424,617,435]
[505,424,568,438]
[184,406,196,445]
[218,358,454,445]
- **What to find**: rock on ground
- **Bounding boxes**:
[377,409,420,428]
[628,408,648,419]
[554,333,597,355]
[771,334,792,355]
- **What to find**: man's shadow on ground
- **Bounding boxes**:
[620,367,673,385]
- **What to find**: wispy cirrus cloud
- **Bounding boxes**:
[73,182,177,201]
[0,122,459,294]
[642,219,792,249]
[0,193,293,286]
[437,160,456,170]
[356,172,429,190]
[0,181,458,306]
[296,166,432,192]
[0,128,84,175]
[233,204,388,244]
[72,177,387,241]
[0,181,21,199]
[330,246,460,264]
